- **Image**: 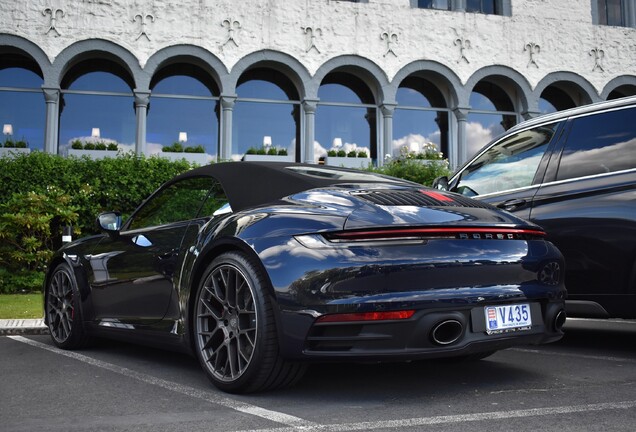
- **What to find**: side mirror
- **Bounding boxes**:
[96,212,122,235]
[432,176,449,191]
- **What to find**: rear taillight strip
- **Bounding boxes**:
[327,227,546,241]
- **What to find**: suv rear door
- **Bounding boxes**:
[528,105,636,317]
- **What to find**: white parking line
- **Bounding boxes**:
[509,347,636,363]
[248,401,636,432]
[7,335,317,429]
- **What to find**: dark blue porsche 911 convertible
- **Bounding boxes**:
[44,162,566,393]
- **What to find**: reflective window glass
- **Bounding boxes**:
[0,67,42,88]
[556,107,636,181]
[467,0,497,14]
[316,75,376,162]
[128,177,224,230]
[394,84,449,159]
[467,90,517,157]
[598,0,625,26]
[149,74,218,160]
[417,0,450,10]
[456,123,558,196]
[1,67,45,151]
[318,83,365,104]
[67,71,131,93]
[60,70,135,154]
[234,76,299,160]
[315,105,375,160]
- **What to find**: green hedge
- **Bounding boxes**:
[0,152,193,293]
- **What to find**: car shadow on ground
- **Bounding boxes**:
[553,319,636,357]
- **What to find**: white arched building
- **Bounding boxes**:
[1,0,635,167]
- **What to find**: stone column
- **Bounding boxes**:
[220,95,237,161]
[42,87,60,154]
[380,103,396,167]
[134,90,150,156]
[302,99,318,164]
[455,0,466,12]
[453,107,470,167]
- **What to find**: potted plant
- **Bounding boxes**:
[158,142,210,165]
[0,138,31,157]
[324,145,372,169]
[243,145,293,162]
[67,139,120,159]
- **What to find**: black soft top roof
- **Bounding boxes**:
[171,162,412,211]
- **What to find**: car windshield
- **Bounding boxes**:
[455,123,558,196]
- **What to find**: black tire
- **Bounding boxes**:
[46,263,91,349]
[193,251,306,393]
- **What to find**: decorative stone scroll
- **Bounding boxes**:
[133,12,155,41]
[524,42,540,68]
[42,7,65,36]
[222,18,241,49]
[590,47,605,72]
[453,29,471,64]
[302,26,322,53]
[381,31,398,57]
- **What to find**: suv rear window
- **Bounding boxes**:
[556,106,636,181]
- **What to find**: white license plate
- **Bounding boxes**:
[484,304,532,334]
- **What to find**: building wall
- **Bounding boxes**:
[1,0,636,166]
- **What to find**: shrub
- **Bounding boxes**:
[357,151,368,158]
[163,142,184,152]
[327,149,337,157]
[336,149,346,157]
[246,147,257,155]
[14,140,28,148]
[107,143,118,151]
[84,142,96,150]
[0,152,193,293]
[267,147,278,156]
[278,148,288,156]
[3,139,15,148]
[184,145,205,154]
[347,150,357,158]
[71,140,84,150]
[368,158,452,187]
[0,188,79,293]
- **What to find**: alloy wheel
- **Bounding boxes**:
[196,263,258,382]
[47,267,75,343]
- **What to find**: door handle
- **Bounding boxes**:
[497,199,527,212]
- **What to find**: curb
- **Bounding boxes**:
[0,319,49,336]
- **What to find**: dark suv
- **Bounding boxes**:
[434,96,636,318]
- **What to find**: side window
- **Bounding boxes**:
[128,177,227,230]
[556,106,636,181]
[455,123,559,196]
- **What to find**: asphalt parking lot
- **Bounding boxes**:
[1,318,634,432]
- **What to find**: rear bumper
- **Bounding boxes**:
[278,299,565,361]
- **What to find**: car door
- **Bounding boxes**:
[448,121,565,220]
[528,105,636,316]
[89,176,218,323]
